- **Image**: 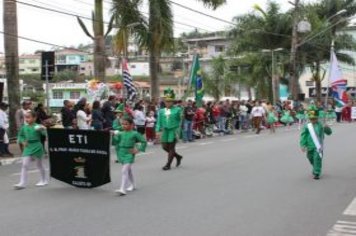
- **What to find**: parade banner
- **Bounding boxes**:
[351,107,356,120]
[48,129,111,188]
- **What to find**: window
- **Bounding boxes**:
[57,55,66,63]
[31,68,39,72]
[80,56,85,62]
[68,56,76,61]
[70,91,81,99]
[81,67,86,71]
[52,91,63,99]
[215,45,225,52]
[28,59,36,64]
[19,59,25,64]
[305,81,314,86]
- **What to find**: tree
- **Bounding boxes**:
[110,0,146,57]
[77,0,114,81]
[3,0,20,137]
[111,0,226,101]
[299,0,356,102]
[228,1,292,102]
[204,56,226,101]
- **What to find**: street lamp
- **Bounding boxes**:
[262,48,284,105]
[327,9,347,21]
[299,9,347,47]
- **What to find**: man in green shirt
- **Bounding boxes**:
[156,89,183,170]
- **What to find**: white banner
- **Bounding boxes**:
[351,107,356,120]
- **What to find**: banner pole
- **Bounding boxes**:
[45,60,51,114]
[324,39,334,125]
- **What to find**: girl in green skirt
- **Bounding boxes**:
[281,109,294,130]
[267,106,278,133]
[112,117,147,196]
[14,111,47,190]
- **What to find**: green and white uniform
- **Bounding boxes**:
[300,122,332,176]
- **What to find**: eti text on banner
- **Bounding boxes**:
[48,129,111,188]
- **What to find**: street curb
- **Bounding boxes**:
[0,157,22,166]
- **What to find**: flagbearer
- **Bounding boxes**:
[300,106,332,180]
[156,88,183,171]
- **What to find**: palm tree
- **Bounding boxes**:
[77,0,114,81]
[111,0,226,101]
[3,0,20,137]
[110,0,146,56]
[298,0,356,102]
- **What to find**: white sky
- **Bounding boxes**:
[0,0,293,54]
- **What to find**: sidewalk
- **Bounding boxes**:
[0,142,22,166]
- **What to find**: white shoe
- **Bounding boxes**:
[115,189,127,196]
[35,181,48,187]
[126,185,136,192]
[14,184,26,190]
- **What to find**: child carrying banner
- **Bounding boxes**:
[112,117,147,196]
[14,111,47,190]
[300,106,332,180]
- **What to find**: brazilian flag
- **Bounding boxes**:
[190,55,204,107]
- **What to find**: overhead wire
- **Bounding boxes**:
[168,0,235,26]
[17,0,215,33]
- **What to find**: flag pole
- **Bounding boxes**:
[324,39,334,125]
[184,53,197,100]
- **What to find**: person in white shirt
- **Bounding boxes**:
[76,103,91,130]
[335,105,343,123]
[251,101,266,134]
[134,106,146,135]
[239,101,249,131]
[15,101,32,152]
[145,111,156,143]
[0,103,12,157]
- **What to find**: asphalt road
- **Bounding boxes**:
[1,124,356,236]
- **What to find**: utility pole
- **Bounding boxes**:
[3,0,21,137]
[289,0,300,102]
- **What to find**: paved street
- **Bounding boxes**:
[1,124,356,236]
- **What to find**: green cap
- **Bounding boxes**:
[163,88,175,101]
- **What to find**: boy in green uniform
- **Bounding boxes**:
[156,89,183,170]
[300,107,332,179]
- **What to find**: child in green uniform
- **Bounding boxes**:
[295,105,306,130]
[280,109,294,130]
[112,117,147,196]
[14,111,47,190]
[267,106,278,133]
[300,107,332,179]
[326,104,336,125]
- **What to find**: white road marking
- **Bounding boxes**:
[137,151,154,156]
[199,142,213,146]
[327,221,356,235]
[344,198,356,216]
[220,138,236,142]
[11,169,49,176]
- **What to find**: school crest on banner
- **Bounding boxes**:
[48,129,111,188]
